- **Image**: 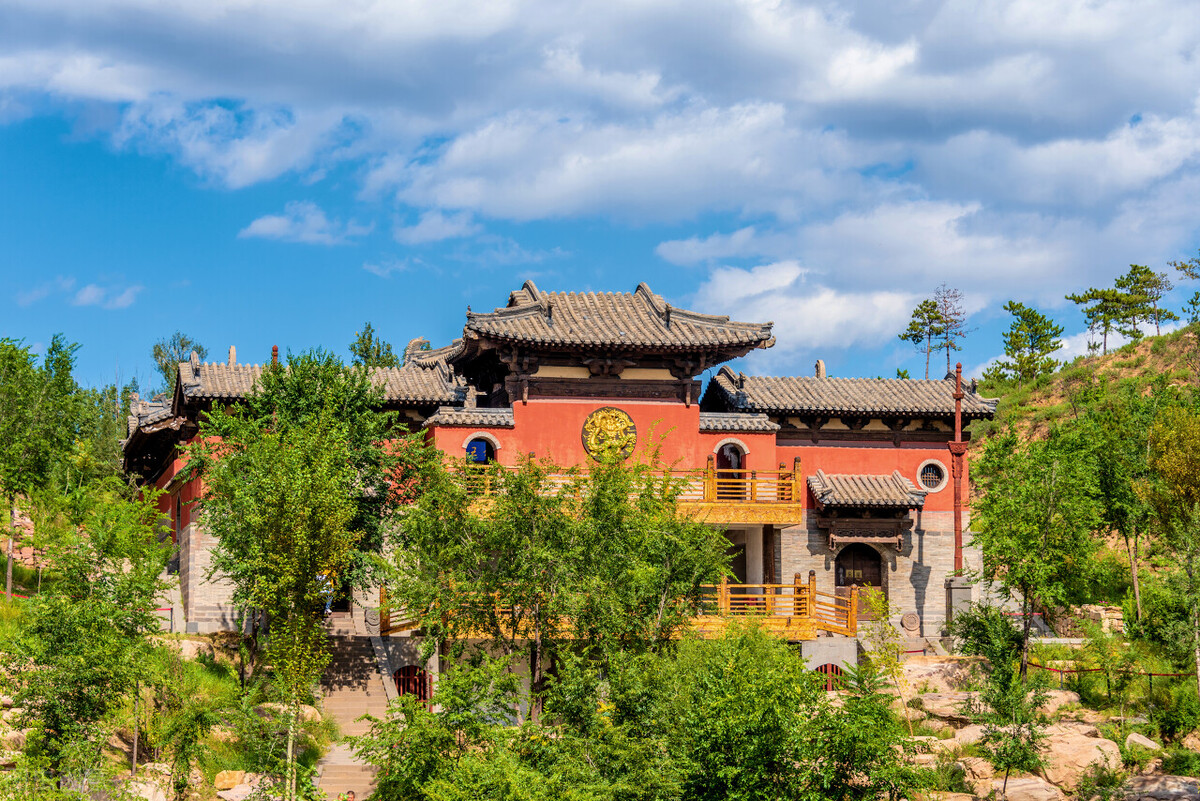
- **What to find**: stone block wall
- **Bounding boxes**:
[179,523,240,633]
[779,509,983,637]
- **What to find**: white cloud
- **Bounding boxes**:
[363,257,419,278]
[394,210,481,245]
[692,261,918,364]
[239,201,372,245]
[71,282,143,309]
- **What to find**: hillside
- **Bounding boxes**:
[971,323,1200,441]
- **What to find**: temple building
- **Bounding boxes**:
[123,280,996,649]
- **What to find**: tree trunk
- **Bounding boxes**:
[7,498,16,602]
[1126,529,1143,623]
[286,701,298,801]
[131,681,140,777]
[529,625,542,724]
[924,334,932,380]
[1194,604,1200,701]
[1020,595,1032,680]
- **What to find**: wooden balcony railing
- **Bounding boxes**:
[379,572,859,640]
[458,457,806,506]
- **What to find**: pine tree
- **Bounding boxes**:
[1118,264,1176,337]
[986,302,1064,389]
[897,299,944,379]
[1066,288,1123,355]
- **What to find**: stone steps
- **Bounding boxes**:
[315,635,390,800]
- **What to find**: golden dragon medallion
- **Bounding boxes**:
[582,407,637,461]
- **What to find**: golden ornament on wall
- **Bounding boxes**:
[582,407,637,461]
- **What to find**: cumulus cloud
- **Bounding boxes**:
[16,276,141,310]
[394,210,481,245]
[239,201,372,245]
[692,261,918,365]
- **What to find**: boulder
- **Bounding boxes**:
[955,724,987,745]
[215,770,245,791]
[1040,729,1121,790]
[956,756,995,793]
[1120,774,1200,800]
[1046,721,1101,739]
[0,695,14,709]
[255,702,322,723]
[126,780,168,801]
[990,776,1065,801]
[901,656,984,694]
[915,692,977,723]
[1040,690,1082,716]
[0,751,16,769]
[1182,731,1200,753]
[1126,732,1163,752]
[1,729,25,751]
[217,787,256,801]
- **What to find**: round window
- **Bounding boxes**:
[918,460,947,491]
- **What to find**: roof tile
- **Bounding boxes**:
[807,470,927,509]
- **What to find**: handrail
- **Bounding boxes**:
[457,464,806,505]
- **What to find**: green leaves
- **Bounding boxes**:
[986,301,1064,388]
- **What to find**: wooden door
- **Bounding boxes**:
[835,543,883,621]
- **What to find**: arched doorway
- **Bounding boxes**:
[394,665,431,702]
[715,442,746,500]
[834,543,883,621]
[466,437,496,464]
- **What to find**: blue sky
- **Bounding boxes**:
[3,0,1200,393]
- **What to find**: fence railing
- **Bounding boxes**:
[458,457,807,506]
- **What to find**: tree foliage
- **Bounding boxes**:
[972,430,1100,675]
[151,331,207,394]
[349,322,400,368]
[985,301,1064,388]
[898,299,944,380]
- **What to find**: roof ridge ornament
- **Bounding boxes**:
[189,351,200,372]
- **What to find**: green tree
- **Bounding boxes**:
[986,302,1064,389]
[1066,288,1125,355]
[0,336,78,601]
[189,350,427,799]
[898,299,945,379]
[973,430,1100,676]
[1143,406,1200,696]
[349,322,400,368]
[387,456,728,721]
[7,485,169,784]
[151,331,207,394]
[1117,264,1177,337]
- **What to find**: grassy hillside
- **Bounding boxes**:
[970,323,1200,441]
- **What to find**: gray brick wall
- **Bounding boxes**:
[180,523,239,633]
[780,509,980,637]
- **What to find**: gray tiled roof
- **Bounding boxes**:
[422,407,515,428]
[807,470,927,509]
[708,366,997,419]
[177,351,465,405]
[698,412,780,433]
[126,394,175,437]
[463,281,774,351]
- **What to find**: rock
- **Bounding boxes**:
[1041,690,1082,716]
[915,692,977,723]
[911,752,940,768]
[1182,731,1200,753]
[957,757,995,793]
[210,725,237,743]
[255,702,322,723]
[955,724,987,745]
[921,717,952,733]
[1120,774,1200,800]
[127,780,168,801]
[901,656,984,695]
[1046,721,1101,739]
[1,729,24,750]
[2,709,19,725]
[217,787,255,801]
[1040,730,1121,790]
[175,639,214,661]
[991,776,1065,801]
[215,770,245,791]
[1127,732,1163,752]
[0,696,13,709]
[0,751,16,769]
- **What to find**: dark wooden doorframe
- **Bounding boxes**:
[834,543,883,621]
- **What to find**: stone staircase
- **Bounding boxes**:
[316,615,390,800]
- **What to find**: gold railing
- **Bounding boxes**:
[698,573,859,637]
[379,572,859,640]
[458,457,806,506]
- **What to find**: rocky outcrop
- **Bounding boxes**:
[990,776,1066,801]
[1120,775,1200,800]
[1126,732,1163,752]
[1039,723,1121,790]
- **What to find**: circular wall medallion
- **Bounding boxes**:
[916,459,949,493]
[582,407,637,461]
[901,612,921,632]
